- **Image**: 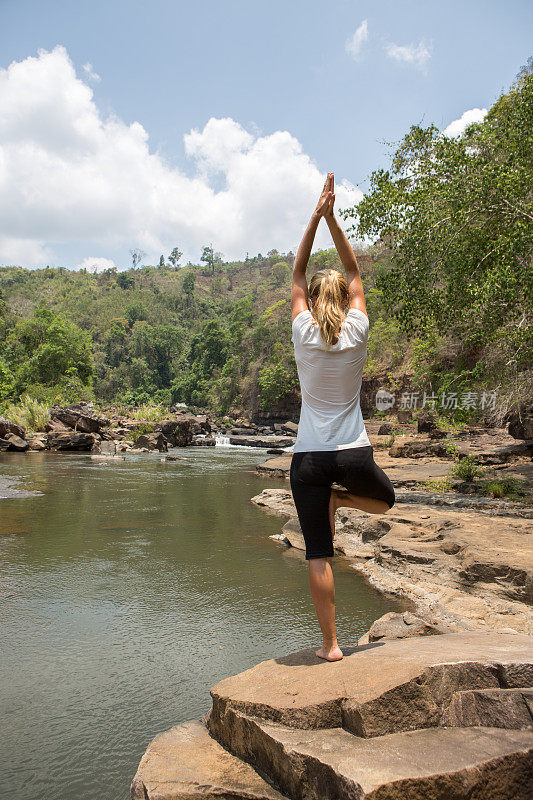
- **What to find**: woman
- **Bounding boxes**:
[290,172,395,662]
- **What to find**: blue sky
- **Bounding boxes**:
[0,0,531,269]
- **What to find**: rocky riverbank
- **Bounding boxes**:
[131,631,533,799]
[0,402,298,456]
[252,419,533,636]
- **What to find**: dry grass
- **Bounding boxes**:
[3,395,50,432]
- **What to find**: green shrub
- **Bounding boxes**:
[451,455,485,482]
[130,423,157,442]
[2,394,50,432]
[485,481,505,498]
[424,476,455,492]
[442,440,461,458]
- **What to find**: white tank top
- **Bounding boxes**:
[290,308,371,453]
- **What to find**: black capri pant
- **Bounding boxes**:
[289,445,395,560]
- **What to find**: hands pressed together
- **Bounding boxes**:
[314,172,335,220]
[294,169,359,282]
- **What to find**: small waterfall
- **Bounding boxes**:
[214,435,231,446]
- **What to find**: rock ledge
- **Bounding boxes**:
[131,633,533,799]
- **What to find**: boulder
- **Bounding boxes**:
[389,437,459,458]
[50,403,109,433]
[192,436,216,446]
[27,435,47,451]
[173,411,208,432]
[100,426,130,439]
[3,434,29,452]
[396,407,412,422]
[97,440,117,456]
[47,431,95,450]
[133,633,533,800]
[255,455,292,478]
[0,416,26,439]
[281,420,298,435]
[209,707,533,800]
[135,432,167,452]
[508,409,533,441]
[480,441,533,463]
[359,517,392,542]
[378,422,393,435]
[208,632,532,737]
[368,611,448,642]
[230,434,295,448]
[45,419,71,433]
[417,411,438,433]
[160,419,194,446]
[429,428,447,439]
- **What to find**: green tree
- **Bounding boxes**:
[0,358,14,400]
[125,301,149,326]
[271,261,290,288]
[131,323,184,387]
[182,271,195,304]
[117,272,135,289]
[200,245,215,274]
[189,318,229,378]
[169,247,183,268]
[258,343,298,411]
[6,307,94,392]
[343,71,533,369]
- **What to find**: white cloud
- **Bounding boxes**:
[0,236,52,265]
[82,62,100,83]
[77,256,117,272]
[443,107,488,138]
[385,41,431,70]
[0,45,363,268]
[345,20,369,61]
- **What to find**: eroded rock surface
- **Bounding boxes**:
[131,719,287,800]
[251,486,533,633]
[132,633,533,800]
[367,611,447,642]
[209,710,532,800]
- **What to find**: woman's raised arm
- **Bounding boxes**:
[324,175,367,316]
[291,173,334,322]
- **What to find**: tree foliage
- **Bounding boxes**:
[5,307,94,394]
[343,71,533,370]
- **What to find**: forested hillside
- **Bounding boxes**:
[0,246,406,416]
[0,69,530,424]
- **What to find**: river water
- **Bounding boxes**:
[1,446,395,800]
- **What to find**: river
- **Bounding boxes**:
[1,446,395,800]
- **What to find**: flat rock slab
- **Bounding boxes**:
[209,633,532,733]
[221,710,533,800]
[130,718,287,800]
[231,435,295,448]
[255,453,452,486]
[256,454,293,476]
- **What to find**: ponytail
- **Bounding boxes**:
[308,269,349,349]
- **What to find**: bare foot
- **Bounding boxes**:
[315,644,343,661]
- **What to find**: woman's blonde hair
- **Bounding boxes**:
[308,268,349,349]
